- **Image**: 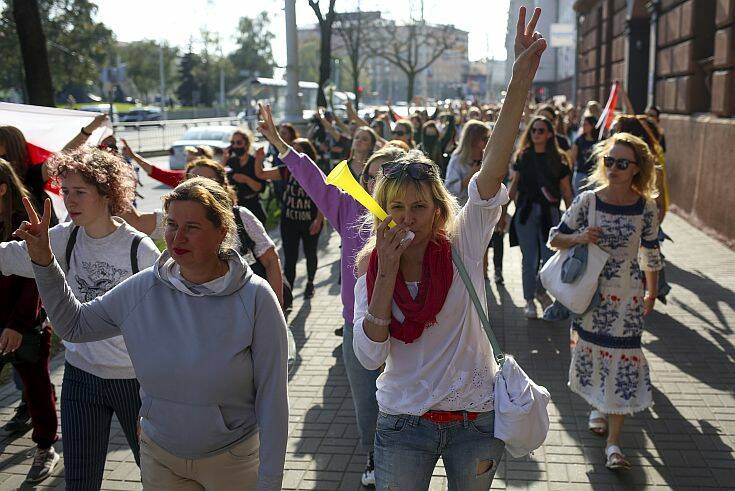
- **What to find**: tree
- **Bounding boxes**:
[227,12,275,84]
[369,20,458,103]
[117,40,179,103]
[298,39,320,83]
[0,0,115,102]
[11,0,54,106]
[307,0,337,108]
[334,11,379,109]
[177,43,201,106]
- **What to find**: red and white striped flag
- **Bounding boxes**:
[0,102,113,220]
[596,81,620,140]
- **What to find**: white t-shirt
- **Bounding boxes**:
[353,176,509,416]
[152,206,275,265]
[0,219,160,379]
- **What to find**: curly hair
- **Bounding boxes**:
[46,146,136,215]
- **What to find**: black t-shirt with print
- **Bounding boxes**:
[279,168,317,223]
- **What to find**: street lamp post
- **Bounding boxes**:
[284,0,301,122]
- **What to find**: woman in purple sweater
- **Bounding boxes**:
[258,105,404,486]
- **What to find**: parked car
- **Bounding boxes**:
[168,125,237,169]
[78,103,118,123]
[119,107,162,123]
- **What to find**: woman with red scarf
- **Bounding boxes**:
[352,7,547,489]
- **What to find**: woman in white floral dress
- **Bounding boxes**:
[549,132,663,470]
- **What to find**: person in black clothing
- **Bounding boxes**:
[570,115,599,195]
[509,115,573,319]
[536,104,571,153]
[645,105,666,152]
[224,128,267,225]
[255,138,324,299]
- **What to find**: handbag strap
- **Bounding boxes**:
[588,191,597,228]
[451,246,505,366]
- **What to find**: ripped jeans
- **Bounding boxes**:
[374,411,505,490]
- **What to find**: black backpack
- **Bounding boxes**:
[65,226,143,274]
[232,207,293,314]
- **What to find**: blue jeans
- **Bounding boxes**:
[515,204,560,300]
[343,321,380,453]
[375,411,505,490]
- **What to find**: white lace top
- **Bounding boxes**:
[353,176,509,416]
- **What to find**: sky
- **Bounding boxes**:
[95,0,511,64]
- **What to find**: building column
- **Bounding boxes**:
[645,0,661,107]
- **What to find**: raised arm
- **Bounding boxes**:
[62,114,108,153]
[253,146,281,181]
[15,198,123,342]
[477,6,546,200]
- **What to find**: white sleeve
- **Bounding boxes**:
[239,207,275,258]
[454,175,509,263]
[352,274,390,370]
[0,222,72,277]
[150,210,165,241]
[136,237,161,270]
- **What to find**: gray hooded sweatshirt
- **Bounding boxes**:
[32,250,288,490]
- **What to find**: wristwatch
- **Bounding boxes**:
[80,127,91,136]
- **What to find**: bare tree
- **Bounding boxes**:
[369,19,457,103]
[333,11,379,109]
[11,0,54,106]
[307,0,337,108]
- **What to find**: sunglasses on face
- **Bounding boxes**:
[603,156,637,170]
[230,140,245,147]
[531,127,547,135]
[381,161,435,180]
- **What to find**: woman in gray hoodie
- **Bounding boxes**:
[15,177,289,490]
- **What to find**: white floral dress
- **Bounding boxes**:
[549,191,663,415]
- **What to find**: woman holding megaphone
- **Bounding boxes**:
[350,7,547,488]
[257,105,404,486]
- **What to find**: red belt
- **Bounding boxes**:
[420,410,479,423]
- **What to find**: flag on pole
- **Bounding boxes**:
[596,81,620,140]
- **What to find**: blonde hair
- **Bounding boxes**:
[453,120,490,164]
[162,177,239,258]
[355,150,459,266]
[587,133,659,200]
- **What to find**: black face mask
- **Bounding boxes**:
[231,147,246,157]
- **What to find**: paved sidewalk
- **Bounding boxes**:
[1,211,734,490]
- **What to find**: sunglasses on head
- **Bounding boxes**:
[603,156,637,170]
[381,161,435,180]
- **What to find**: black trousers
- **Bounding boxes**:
[489,231,504,270]
[280,219,321,287]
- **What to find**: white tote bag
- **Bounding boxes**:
[540,193,610,315]
[451,249,550,458]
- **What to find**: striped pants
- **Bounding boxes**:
[61,362,141,491]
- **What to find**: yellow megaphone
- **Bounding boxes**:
[326,160,396,228]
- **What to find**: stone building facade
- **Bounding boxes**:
[575,0,735,244]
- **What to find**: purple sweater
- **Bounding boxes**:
[282,150,368,324]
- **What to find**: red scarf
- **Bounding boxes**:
[366,236,453,343]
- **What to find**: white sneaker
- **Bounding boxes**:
[524,300,538,319]
[536,292,553,310]
[361,452,375,486]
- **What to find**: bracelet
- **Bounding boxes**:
[365,311,391,327]
[80,127,91,136]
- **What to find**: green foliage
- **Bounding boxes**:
[117,40,179,103]
[227,12,275,84]
[0,0,115,97]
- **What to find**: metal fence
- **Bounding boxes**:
[114,117,247,154]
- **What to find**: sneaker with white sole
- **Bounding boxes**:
[523,300,538,319]
[361,451,375,486]
[25,446,59,483]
